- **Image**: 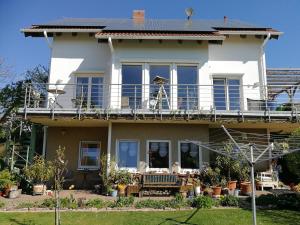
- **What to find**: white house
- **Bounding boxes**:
[21,10,297,187]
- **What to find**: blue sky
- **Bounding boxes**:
[0,0,299,85]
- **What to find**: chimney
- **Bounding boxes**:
[132,10,145,23]
[224,16,228,23]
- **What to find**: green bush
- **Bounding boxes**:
[86,198,107,209]
[135,199,168,209]
[109,196,134,208]
[16,201,39,209]
[167,194,190,209]
[220,195,239,207]
[192,196,214,209]
[0,201,5,208]
[40,198,56,209]
[277,193,300,210]
[60,195,78,209]
[256,194,278,206]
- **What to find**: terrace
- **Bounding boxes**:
[19,74,300,122]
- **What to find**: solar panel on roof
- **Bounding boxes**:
[32,18,269,32]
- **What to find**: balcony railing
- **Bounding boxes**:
[21,83,300,119]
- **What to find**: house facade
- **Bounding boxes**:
[21,11,297,187]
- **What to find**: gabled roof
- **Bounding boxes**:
[21,18,282,38]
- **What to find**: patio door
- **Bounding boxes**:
[76,76,104,109]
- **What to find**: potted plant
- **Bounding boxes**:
[115,170,132,196]
[193,178,201,196]
[238,166,251,195]
[24,155,54,195]
[207,167,222,197]
[216,142,240,191]
[0,169,17,197]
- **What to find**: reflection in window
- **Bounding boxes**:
[180,142,200,169]
[150,65,170,109]
[122,65,142,109]
[118,140,138,169]
[177,66,198,110]
[79,142,100,169]
[148,141,169,168]
[76,77,103,108]
[76,77,89,107]
[213,78,240,110]
[91,77,104,108]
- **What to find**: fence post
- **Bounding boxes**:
[26,146,30,169]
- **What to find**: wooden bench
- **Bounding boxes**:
[139,173,181,197]
[256,171,279,191]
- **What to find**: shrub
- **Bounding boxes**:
[0,201,5,208]
[109,196,134,208]
[60,195,78,209]
[16,201,40,209]
[41,198,56,209]
[256,194,278,206]
[167,194,190,209]
[192,196,214,209]
[135,199,168,209]
[86,198,107,209]
[277,193,300,210]
[220,195,239,207]
[0,169,16,190]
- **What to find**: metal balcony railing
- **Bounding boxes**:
[20,83,300,118]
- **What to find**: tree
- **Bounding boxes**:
[0,65,48,142]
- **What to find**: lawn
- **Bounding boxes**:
[0,209,299,225]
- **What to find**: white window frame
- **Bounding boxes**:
[78,141,101,170]
[116,139,140,172]
[212,75,243,111]
[178,140,202,174]
[119,62,200,110]
[146,140,171,173]
[74,73,105,109]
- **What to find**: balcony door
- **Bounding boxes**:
[121,65,143,109]
[213,78,241,110]
[76,76,104,109]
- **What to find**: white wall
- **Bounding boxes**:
[48,35,265,111]
[48,34,111,108]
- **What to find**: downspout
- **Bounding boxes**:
[260,33,271,100]
[43,30,52,49]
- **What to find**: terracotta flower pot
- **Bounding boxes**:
[227,180,237,190]
[212,186,222,197]
[241,182,252,195]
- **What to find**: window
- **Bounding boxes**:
[78,141,101,169]
[149,65,170,109]
[177,66,198,110]
[121,65,143,109]
[117,140,138,170]
[179,142,201,170]
[76,76,104,108]
[148,141,170,169]
[213,78,241,110]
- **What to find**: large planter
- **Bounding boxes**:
[212,186,222,197]
[241,182,252,195]
[111,189,118,197]
[194,186,201,196]
[33,184,46,195]
[117,184,127,196]
[9,189,22,199]
[227,180,237,190]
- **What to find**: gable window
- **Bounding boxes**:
[121,65,143,109]
[149,65,170,109]
[76,76,104,108]
[213,78,241,110]
[117,140,138,170]
[177,66,198,110]
[147,140,170,169]
[179,142,201,171]
[78,141,101,169]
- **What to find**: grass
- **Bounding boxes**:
[0,209,299,225]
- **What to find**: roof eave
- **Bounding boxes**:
[218,30,283,36]
[95,34,226,41]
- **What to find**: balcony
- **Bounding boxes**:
[20,82,300,121]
